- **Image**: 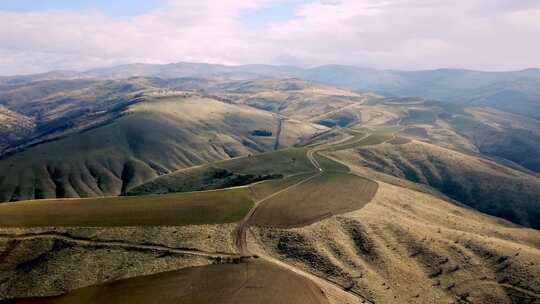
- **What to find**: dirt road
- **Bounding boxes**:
[0,232,239,259]
[232,130,375,304]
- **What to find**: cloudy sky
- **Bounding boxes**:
[1,0,539,75]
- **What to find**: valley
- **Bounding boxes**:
[0,66,539,304]
[2,124,540,304]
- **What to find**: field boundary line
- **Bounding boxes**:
[0,233,239,259]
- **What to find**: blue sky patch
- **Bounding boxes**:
[240,0,310,28]
[0,0,161,17]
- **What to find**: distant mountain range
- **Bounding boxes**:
[2,62,539,119]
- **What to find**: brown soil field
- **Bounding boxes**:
[0,188,253,227]
[14,260,329,304]
[250,172,378,228]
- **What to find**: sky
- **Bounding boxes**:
[1,0,540,75]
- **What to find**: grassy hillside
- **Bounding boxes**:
[252,181,540,304]
[5,63,539,120]
[214,78,378,124]
[0,79,151,156]
[329,96,540,174]
[0,106,34,153]
[300,66,540,119]
[329,139,540,229]
[128,148,318,195]
[454,107,540,173]
[0,94,324,202]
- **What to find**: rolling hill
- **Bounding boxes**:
[327,138,540,229]
[1,134,540,304]
[210,78,378,123]
[1,63,540,304]
[4,62,538,120]
[0,92,325,202]
[0,78,149,156]
[252,179,540,304]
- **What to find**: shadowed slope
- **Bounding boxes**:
[0,94,324,202]
[329,139,540,229]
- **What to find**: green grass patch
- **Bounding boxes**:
[0,188,253,227]
[129,148,317,196]
[315,154,349,173]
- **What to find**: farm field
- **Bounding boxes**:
[315,154,350,173]
[0,188,253,227]
[250,172,378,228]
[249,172,316,201]
[14,260,329,304]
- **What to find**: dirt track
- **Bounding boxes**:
[0,232,238,259]
[274,115,284,150]
[232,130,378,304]
[308,96,368,123]
[249,172,378,228]
[233,172,321,256]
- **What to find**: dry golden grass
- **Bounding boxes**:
[222,79,373,122]
[328,139,540,229]
[251,181,540,304]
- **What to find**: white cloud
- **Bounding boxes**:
[1,0,539,75]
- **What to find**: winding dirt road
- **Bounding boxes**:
[232,130,375,304]
[233,172,321,256]
[308,96,369,123]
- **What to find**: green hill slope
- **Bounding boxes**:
[0,94,325,202]
[127,148,317,196]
